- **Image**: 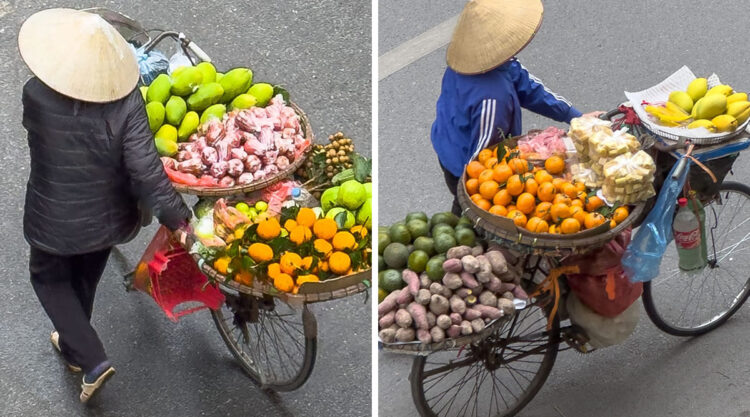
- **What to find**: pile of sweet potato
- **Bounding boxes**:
[378,244,527,344]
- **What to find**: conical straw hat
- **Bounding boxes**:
[446,0,544,75]
[18,8,139,103]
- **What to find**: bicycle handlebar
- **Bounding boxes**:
[187,41,211,63]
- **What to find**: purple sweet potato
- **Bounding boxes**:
[442,258,463,273]
[395,308,413,328]
[417,329,432,344]
[447,325,462,338]
[450,312,463,325]
[442,273,463,290]
[460,272,480,289]
[449,295,467,315]
[461,255,480,274]
[430,326,446,343]
[378,290,400,317]
[378,310,396,329]
[472,304,504,320]
[402,269,420,296]
[408,302,430,330]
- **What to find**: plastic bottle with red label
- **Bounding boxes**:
[673,197,707,271]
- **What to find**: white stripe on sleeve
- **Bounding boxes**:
[519,62,573,107]
[471,99,489,159]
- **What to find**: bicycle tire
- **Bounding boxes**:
[643,181,750,336]
[409,303,560,417]
[211,289,317,391]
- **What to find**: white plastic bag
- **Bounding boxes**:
[566,292,640,349]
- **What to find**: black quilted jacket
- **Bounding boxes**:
[22,77,191,255]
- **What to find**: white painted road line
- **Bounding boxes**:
[378,15,458,81]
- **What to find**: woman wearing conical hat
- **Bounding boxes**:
[18,8,191,402]
[432,0,601,215]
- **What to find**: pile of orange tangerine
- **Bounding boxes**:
[465,147,629,235]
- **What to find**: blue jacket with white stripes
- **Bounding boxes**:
[431,58,582,178]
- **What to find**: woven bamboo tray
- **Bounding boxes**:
[380,315,512,355]
[171,102,314,197]
[458,172,645,256]
[174,230,371,306]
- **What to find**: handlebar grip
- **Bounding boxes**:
[188,41,211,63]
[672,157,688,180]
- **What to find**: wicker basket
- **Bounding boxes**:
[171,102,314,197]
[458,172,645,256]
[380,315,511,355]
[174,231,371,306]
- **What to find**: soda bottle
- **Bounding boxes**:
[687,191,708,264]
[673,198,706,271]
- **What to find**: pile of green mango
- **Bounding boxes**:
[140,61,276,157]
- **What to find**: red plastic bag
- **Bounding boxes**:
[563,227,643,318]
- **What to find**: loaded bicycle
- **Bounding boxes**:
[381,96,750,415]
[91,8,371,392]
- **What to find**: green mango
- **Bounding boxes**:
[171,66,189,78]
[146,74,171,104]
[145,102,165,133]
[200,104,226,125]
[178,111,200,141]
[155,124,178,143]
[155,137,178,157]
[165,96,187,125]
[139,86,148,101]
[171,66,203,96]
[195,62,217,84]
[247,83,274,107]
[229,94,257,111]
[215,72,224,82]
[219,68,253,103]
[187,82,224,112]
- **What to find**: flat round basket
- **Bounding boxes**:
[171,102,314,197]
[379,315,511,355]
[457,172,645,256]
[174,231,370,306]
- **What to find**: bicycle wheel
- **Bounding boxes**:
[410,302,560,417]
[643,181,750,336]
[211,287,317,391]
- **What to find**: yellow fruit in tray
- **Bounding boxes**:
[146,74,171,104]
[155,137,178,156]
[145,101,165,133]
[230,94,258,111]
[219,68,253,103]
[171,66,203,96]
[687,119,716,132]
[165,96,187,126]
[665,101,690,117]
[736,107,750,125]
[187,82,224,112]
[644,105,688,126]
[155,124,178,143]
[727,92,748,105]
[248,83,274,107]
[687,78,708,101]
[195,62,217,84]
[177,111,200,141]
[706,84,733,97]
[200,104,227,124]
[726,101,750,118]
[668,91,693,112]
[711,114,738,132]
[140,86,148,101]
[693,94,727,120]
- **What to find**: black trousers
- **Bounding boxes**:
[440,164,463,217]
[29,246,112,373]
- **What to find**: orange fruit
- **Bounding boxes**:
[610,219,618,229]
[570,199,584,208]
[585,196,605,212]
[479,180,500,200]
[478,149,493,165]
[534,169,554,184]
[516,193,536,215]
[257,218,281,240]
[533,202,552,221]
[493,189,512,206]
[560,218,581,234]
[571,206,586,225]
[476,198,492,211]
[471,193,484,204]
[466,178,479,195]
[313,218,338,240]
[296,207,317,228]
[290,225,313,245]
[574,181,587,193]
[524,178,539,196]
[526,217,549,233]
[551,203,571,223]
[489,205,508,217]
[544,155,565,175]
[552,178,566,192]
[584,212,607,229]
[509,158,529,175]
[613,206,629,224]
[467,161,485,179]
[506,175,524,196]
[506,210,527,227]
[537,182,556,202]
[484,157,499,169]
[492,164,514,184]
[562,183,578,199]
[553,193,572,205]
[332,231,357,250]
[507,205,517,212]
[548,224,559,234]
[280,252,303,275]
[575,191,588,202]
[478,169,494,184]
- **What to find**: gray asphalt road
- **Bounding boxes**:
[379,1,750,416]
[0,1,371,416]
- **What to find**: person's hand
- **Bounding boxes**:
[582,111,605,118]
